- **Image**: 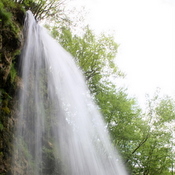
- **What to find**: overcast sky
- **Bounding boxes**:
[68,0,175,106]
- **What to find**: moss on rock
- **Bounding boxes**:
[0,1,25,174]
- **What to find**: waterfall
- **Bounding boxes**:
[12,10,127,175]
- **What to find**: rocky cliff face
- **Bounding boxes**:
[0,1,25,174]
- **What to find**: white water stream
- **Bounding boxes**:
[12,10,127,175]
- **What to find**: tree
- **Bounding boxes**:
[49,25,124,95]
[129,93,175,175]
[48,20,150,173]
[13,0,66,20]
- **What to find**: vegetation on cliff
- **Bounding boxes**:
[0,1,25,173]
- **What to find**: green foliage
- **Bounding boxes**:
[0,3,12,25]
[52,25,123,95]
[130,93,175,175]
[155,96,175,123]
[1,0,21,50]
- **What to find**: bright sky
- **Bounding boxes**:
[69,0,175,106]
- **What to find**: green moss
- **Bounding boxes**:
[9,63,17,83]
[1,106,10,114]
[0,8,12,25]
[0,1,25,174]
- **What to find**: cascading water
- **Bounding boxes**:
[12,10,128,175]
